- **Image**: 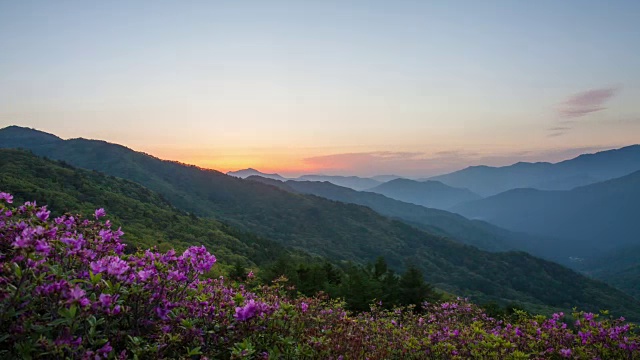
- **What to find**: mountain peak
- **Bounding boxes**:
[384,178,414,184]
[368,178,481,210]
[295,175,382,191]
[0,125,63,146]
[431,145,640,196]
[0,125,61,138]
[227,168,287,181]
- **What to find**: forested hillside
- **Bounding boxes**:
[247,175,535,252]
[0,149,293,271]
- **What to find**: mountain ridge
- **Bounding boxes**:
[296,174,382,190]
[367,178,481,210]
[451,170,640,256]
[246,175,560,255]
[227,168,288,181]
[430,145,640,196]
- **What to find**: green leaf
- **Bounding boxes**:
[234,293,245,304]
[186,346,202,356]
[12,263,22,277]
[90,271,103,285]
[69,305,77,318]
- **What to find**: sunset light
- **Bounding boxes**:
[1,2,639,358]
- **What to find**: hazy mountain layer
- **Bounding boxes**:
[367,178,481,210]
[227,168,288,181]
[247,176,539,253]
[430,145,640,196]
[451,171,640,257]
[574,246,640,299]
[226,167,385,191]
[296,175,382,191]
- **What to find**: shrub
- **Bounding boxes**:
[0,192,638,359]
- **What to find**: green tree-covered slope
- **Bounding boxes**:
[0,148,296,272]
[0,149,445,312]
[246,175,546,253]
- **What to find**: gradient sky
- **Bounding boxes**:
[1,1,639,177]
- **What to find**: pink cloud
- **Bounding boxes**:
[557,87,619,118]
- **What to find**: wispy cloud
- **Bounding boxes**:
[434,150,480,157]
[546,126,572,137]
[556,87,619,119]
[547,87,620,137]
[547,132,565,138]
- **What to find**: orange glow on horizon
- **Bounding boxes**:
[186,158,321,175]
[135,141,637,178]
[139,146,324,176]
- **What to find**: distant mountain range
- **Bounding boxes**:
[429,145,640,196]
[227,168,288,181]
[370,175,404,182]
[227,168,384,191]
[295,175,382,191]
[230,145,640,198]
[367,178,481,210]
[247,175,545,253]
[451,170,640,256]
[3,125,638,316]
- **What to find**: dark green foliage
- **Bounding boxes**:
[261,255,441,312]
[229,261,248,281]
[373,256,388,279]
[481,301,530,321]
[398,265,439,311]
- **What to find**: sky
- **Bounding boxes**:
[1,0,639,177]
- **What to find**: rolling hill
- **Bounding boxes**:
[227,168,288,181]
[451,171,640,257]
[226,168,399,191]
[295,174,382,190]
[247,176,538,253]
[367,178,481,210]
[574,246,640,299]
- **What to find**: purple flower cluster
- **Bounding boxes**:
[0,192,13,203]
[0,192,638,359]
[179,245,217,274]
[235,299,269,321]
[0,194,285,358]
